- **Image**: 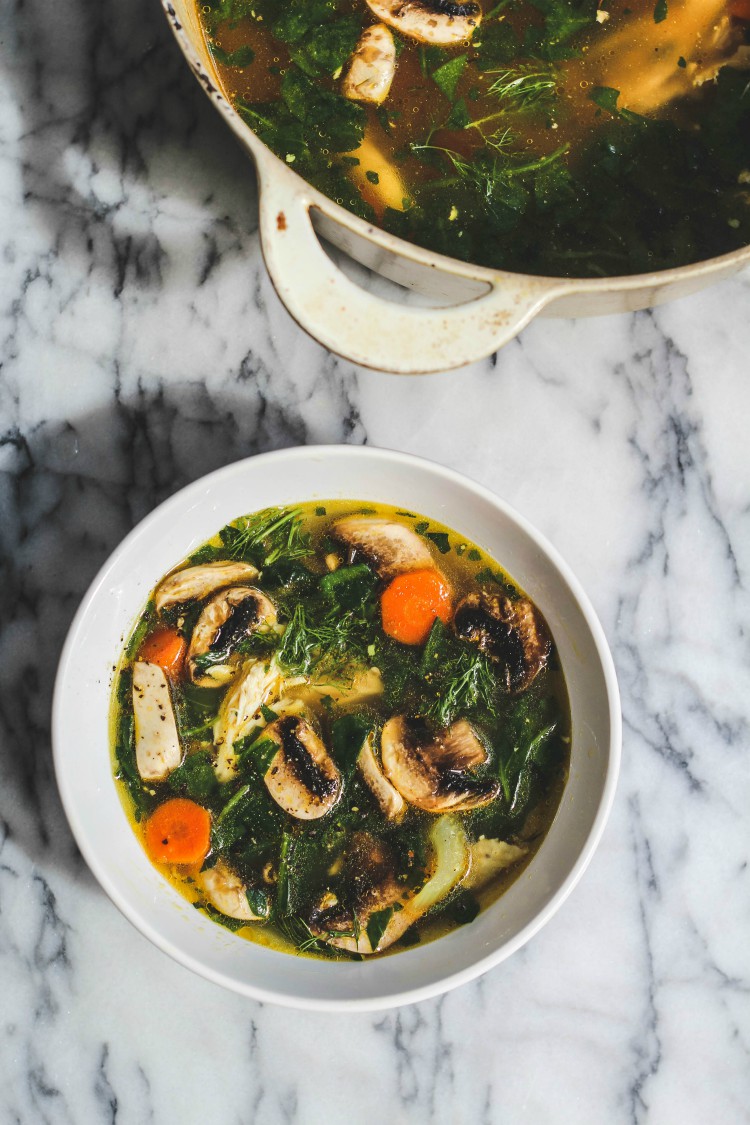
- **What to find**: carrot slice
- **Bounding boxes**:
[730,0,750,19]
[380,569,453,645]
[139,627,187,677]
[144,798,212,866]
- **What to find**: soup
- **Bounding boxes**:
[196,0,750,278]
[112,502,570,958]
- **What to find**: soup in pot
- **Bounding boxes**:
[195,0,750,278]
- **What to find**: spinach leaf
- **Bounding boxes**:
[168,751,219,802]
[236,736,279,777]
[246,886,271,918]
[367,906,394,951]
[209,43,255,67]
[290,16,360,77]
[432,54,467,101]
[440,889,480,925]
[331,713,373,777]
[202,0,256,33]
[524,0,598,59]
[272,0,339,44]
[320,563,377,610]
[212,782,282,852]
[281,69,366,152]
[590,85,621,115]
[446,98,471,129]
[474,21,519,69]
[426,531,451,554]
[175,682,222,740]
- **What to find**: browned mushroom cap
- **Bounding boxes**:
[188,587,277,686]
[310,816,470,954]
[263,716,342,820]
[363,0,482,46]
[381,716,500,812]
[330,516,433,581]
[453,591,550,693]
[308,832,403,944]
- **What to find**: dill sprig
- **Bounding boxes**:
[424,647,498,727]
[412,141,570,204]
[485,65,558,112]
[276,914,337,955]
[224,506,310,567]
[276,600,375,679]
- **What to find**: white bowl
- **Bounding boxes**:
[53,446,620,1010]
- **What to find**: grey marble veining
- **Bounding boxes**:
[2,0,750,1121]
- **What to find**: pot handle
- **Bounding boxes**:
[256,161,562,375]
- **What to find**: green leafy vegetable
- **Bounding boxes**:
[653,0,668,22]
[432,54,467,101]
[590,85,621,114]
[331,713,373,777]
[277,581,376,678]
[426,531,451,554]
[320,563,377,610]
[209,42,255,67]
[168,751,219,802]
[419,620,499,726]
[440,890,480,925]
[246,886,271,918]
[367,907,394,951]
[289,16,360,77]
[125,604,156,660]
[197,902,247,932]
[484,65,558,111]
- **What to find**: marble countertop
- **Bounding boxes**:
[2,0,750,1121]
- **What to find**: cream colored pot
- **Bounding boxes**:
[164,0,750,374]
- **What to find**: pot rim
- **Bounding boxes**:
[162,0,750,293]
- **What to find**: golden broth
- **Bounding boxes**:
[112,500,570,958]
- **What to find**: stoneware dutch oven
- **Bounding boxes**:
[163,0,750,373]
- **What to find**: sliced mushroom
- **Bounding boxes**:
[342,24,396,104]
[330,516,434,581]
[154,561,259,613]
[212,659,284,781]
[263,716,342,820]
[132,661,182,782]
[462,838,528,893]
[187,586,277,687]
[313,816,469,954]
[381,716,500,812]
[357,731,407,821]
[200,860,269,922]
[364,0,481,46]
[309,831,402,951]
[453,591,550,692]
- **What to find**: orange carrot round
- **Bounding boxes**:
[139,627,187,677]
[144,798,211,866]
[380,569,453,645]
[730,0,750,19]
